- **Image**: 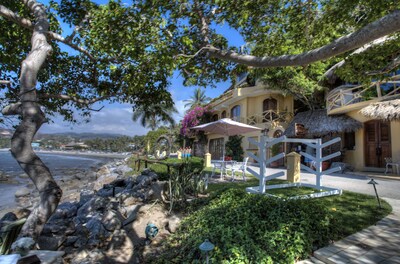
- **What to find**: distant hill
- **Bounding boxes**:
[35,132,129,140]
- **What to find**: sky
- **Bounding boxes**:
[35,0,245,136]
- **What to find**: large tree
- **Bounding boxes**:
[2,0,400,243]
[0,0,176,239]
[132,101,178,130]
[158,0,400,105]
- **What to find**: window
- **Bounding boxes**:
[343,132,355,150]
[263,98,278,122]
[221,111,226,118]
[231,105,241,121]
[211,114,218,121]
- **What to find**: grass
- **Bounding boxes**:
[202,180,391,239]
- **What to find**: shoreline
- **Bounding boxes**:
[0,148,131,159]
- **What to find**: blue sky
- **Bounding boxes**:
[38,0,245,136]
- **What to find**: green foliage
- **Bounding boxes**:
[164,158,206,212]
[155,189,336,263]
[225,135,244,161]
[270,143,282,157]
[183,87,211,110]
[132,102,178,130]
[0,138,10,149]
[153,188,391,263]
[84,136,136,152]
[133,157,204,181]
[144,128,169,154]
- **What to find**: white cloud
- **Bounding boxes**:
[39,104,149,136]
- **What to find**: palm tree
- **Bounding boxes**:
[183,87,211,110]
[132,102,178,130]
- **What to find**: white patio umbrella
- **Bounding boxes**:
[191,118,262,159]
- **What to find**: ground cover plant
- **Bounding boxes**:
[153,181,391,263]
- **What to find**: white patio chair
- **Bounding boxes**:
[384,157,400,175]
[226,157,249,181]
[212,158,226,180]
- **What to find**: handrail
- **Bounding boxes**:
[327,75,400,112]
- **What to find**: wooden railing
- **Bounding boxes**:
[327,75,400,112]
[245,110,293,126]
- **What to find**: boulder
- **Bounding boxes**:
[101,210,122,232]
[93,173,119,190]
[77,197,109,221]
[122,205,139,226]
[78,189,95,207]
[15,187,30,198]
[37,235,66,251]
[70,249,105,264]
[85,218,109,247]
[167,215,181,233]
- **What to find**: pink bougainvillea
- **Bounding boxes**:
[180,105,214,137]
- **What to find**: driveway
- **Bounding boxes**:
[247,166,400,200]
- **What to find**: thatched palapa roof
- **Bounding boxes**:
[360,99,400,121]
[284,109,362,137]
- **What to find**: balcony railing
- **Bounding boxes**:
[231,110,293,126]
[327,75,400,113]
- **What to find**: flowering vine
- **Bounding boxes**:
[180,105,214,137]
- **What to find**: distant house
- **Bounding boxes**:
[64,142,89,150]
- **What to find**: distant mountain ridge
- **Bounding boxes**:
[35,132,128,140]
[0,129,129,140]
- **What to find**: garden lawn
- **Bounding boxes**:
[153,180,391,264]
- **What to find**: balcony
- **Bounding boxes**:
[327,74,400,115]
[231,110,293,127]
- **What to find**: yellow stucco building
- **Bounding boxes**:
[205,78,294,162]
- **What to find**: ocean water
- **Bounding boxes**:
[0,150,112,176]
[0,150,116,212]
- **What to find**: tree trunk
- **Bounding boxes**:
[4,0,62,240]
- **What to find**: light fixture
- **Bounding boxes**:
[368,179,382,208]
[199,239,215,264]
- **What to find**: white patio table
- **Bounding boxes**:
[211,160,236,180]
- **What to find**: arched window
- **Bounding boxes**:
[263,98,277,122]
[211,114,219,121]
[221,111,226,118]
[230,105,241,121]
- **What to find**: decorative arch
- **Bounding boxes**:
[221,110,226,118]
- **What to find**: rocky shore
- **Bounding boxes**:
[1,157,181,263]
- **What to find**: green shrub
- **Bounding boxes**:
[225,135,244,161]
[154,189,337,263]
[131,156,204,181]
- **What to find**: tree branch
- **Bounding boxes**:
[0,4,95,61]
[202,10,400,67]
[0,4,33,29]
[323,36,391,81]
[0,80,11,84]
[2,102,22,115]
[193,1,210,44]
[39,93,109,105]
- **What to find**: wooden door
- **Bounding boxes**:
[365,120,391,167]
